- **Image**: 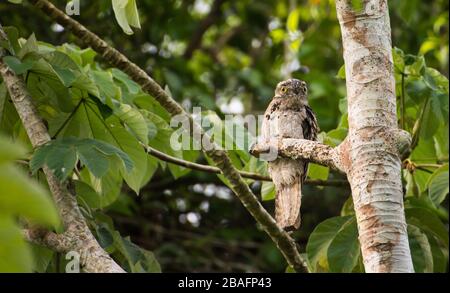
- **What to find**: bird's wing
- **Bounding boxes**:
[302,105,319,141]
[298,105,319,183]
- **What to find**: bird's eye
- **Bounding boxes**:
[280,87,287,93]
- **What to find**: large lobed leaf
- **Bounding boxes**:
[30,136,134,182]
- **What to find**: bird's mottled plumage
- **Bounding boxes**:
[261,79,318,231]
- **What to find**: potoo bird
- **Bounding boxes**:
[261,79,318,231]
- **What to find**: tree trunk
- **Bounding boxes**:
[335,0,414,272]
[252,0,414,272]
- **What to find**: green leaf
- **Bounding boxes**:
[53,67,77,87]
[95,224,115,250]
[0,164,60,228]
[139,155,159,188]
[30,137,134,181]
[426,232,447,273]
[71,74,100,98]
[306,216,353,272]
[0,215,33,273]
[392,47,405,73]
[0,26,20,55]
[30,244,54,273]
[405,55,425,76]
[427,164,449,205]
[125,0,141,29]
[0,135,27,164]
[81,100,147,193]
[112,0,141,35]
[307,163,329,180]
[405,207,448,247]
[17,33,38,59]
[328,217,360,273]
[408,224,433,273]
[91,70,121,104]
[132,249,161,273]
[111,68,140,94]
[424,67,449,93]
[261,181,276,201]
[77,143,110,178]
[44,142,78,180]
[434,124,449,161]
[324,128,347,147]
[77,166,122,209]
[115,103,149,144]
[336,64,346,79]
[405,76,431,106]
[27,59,74,112]
[340,196,354,216]
[2,56,33,75]
[143,109,195,179]
[112,231,161,272]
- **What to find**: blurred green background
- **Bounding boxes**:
[1,0,447,272]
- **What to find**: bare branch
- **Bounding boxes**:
[144,143,349,186]
[29,0,308,272]
[250,138,345,173]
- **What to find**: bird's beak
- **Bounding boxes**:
[273,95,282,99]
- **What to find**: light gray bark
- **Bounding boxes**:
[252,0,414,272]
[335,0,413,273]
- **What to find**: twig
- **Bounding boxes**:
[144,143,349,187]
[400,73,406,130]
[52,98,83,139]
[29,0,309,272]
[0,24,125,273]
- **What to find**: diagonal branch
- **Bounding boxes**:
[0,24,124,273]
[28,0,308,272]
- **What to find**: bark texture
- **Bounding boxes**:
[29,0,308,272]
[0,24,125,273]
[251,138,345,173]
[251,0,414,272]
[335,0,413,272]
[145,143,348,186]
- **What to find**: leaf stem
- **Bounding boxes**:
[400,73,406,130]
[51,98,83,139]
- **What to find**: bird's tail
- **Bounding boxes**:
[275,178,302,231]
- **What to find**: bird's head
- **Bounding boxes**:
[274,78,308,100]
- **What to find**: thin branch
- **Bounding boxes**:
[29,0,308,272]
[403,95,430,159]
[51,97,83,139]
[416,163,443,168]
[144,143,349,187]
[0,24,125,273]
[400,73,406,130]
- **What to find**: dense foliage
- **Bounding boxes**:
[0,0,448,272]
